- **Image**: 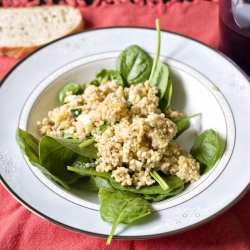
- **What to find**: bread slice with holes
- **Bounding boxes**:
[0,6,84,59]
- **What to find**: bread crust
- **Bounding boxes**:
[0,6,84,59]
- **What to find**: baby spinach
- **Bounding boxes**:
[100,198,152,245]
[95,176,162,198]
[16,128,40,164]
[95,176,184,202]
[67,166,111,179]
[97,122,110,135]
[116,45,153,86]
[173,113,202,139]
[83,79,100,92]
[63,133,78,139]
[173,117,190,140]
[83,69,124,90]
[70,176,99,191]
[110,175,184,195]
[158,77,172,112]
[149,19,161,84]
[59,82,83,104]
[78,137,95,148]
[96,69,124,86]
[95,176,115,191]
[67,166,184,195]
[39,136,79,184]
[149,170,169,190]
[48,125,109,159]
[190,129,220,174]
[50,137,98,159]
[150,62,171,101]
[148,19,172,110]
[71,154,92,168]
[33,162,71,190]
[70,108,82,118]
[94,176,128,194]
[16,128,71,190]
[142,185,184,202]
[98,188,141,203]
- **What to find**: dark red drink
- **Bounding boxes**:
[219,0,250,76]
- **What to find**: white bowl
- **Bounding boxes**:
[20,52,234,211]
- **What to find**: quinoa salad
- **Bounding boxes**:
[37,80,201,189]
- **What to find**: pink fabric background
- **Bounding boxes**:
[0,0,220,80]
[1,1,250,249]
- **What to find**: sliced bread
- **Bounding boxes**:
[0,6,84,59]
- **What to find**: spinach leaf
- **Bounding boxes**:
[97,122,110,135]
[70,176,99,191]
[95,176,125,193]
[39,136,79,184]
[100,198,152,245]
[148,19,172,106]
[33,152,96,190]
[83,69,124,90]
[173,118,190,140]
[70,108,82,118]
[142,185,184,202]
[83,79,100,92]
[71,154,92,169]
[96,69,124,86]
[67,166,111,179]
[150,61,170,100]
[158,77,173,112]
[68,166,184,194]
[68,155,96,179]
[95,176,137,195]
[48,136,98,159]
[149,19,161,83]
[58,82,83,104]
[149,170,169,190]
[110,175,184,195]
[63,133,78,139]
[67,166,184,195]
[16,128,40,164]
[173,113,202,139]
[48,122,109,158]
[32,162,71,190]
[98,187,141,203]
[116,45,153,86]
[190,129,220,174]
[78,137,95,148]
[96,175,184,202]
[16,128,71,190]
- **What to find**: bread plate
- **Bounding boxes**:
[0,27,249,239]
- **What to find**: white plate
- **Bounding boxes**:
[0,27,250,239]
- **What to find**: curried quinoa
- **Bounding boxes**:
[37,80,200,189]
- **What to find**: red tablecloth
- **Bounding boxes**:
[1,1,250,249]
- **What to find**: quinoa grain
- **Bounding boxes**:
[37,80,201,189]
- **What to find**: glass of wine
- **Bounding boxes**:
[219,0,250,76]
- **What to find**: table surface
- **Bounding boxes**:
[1,1,250,250]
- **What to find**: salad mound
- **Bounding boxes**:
[37,79,200,190]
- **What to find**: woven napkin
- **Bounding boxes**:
[1,185,250,249]
[1,1,250,249]
[0,0,220,80]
